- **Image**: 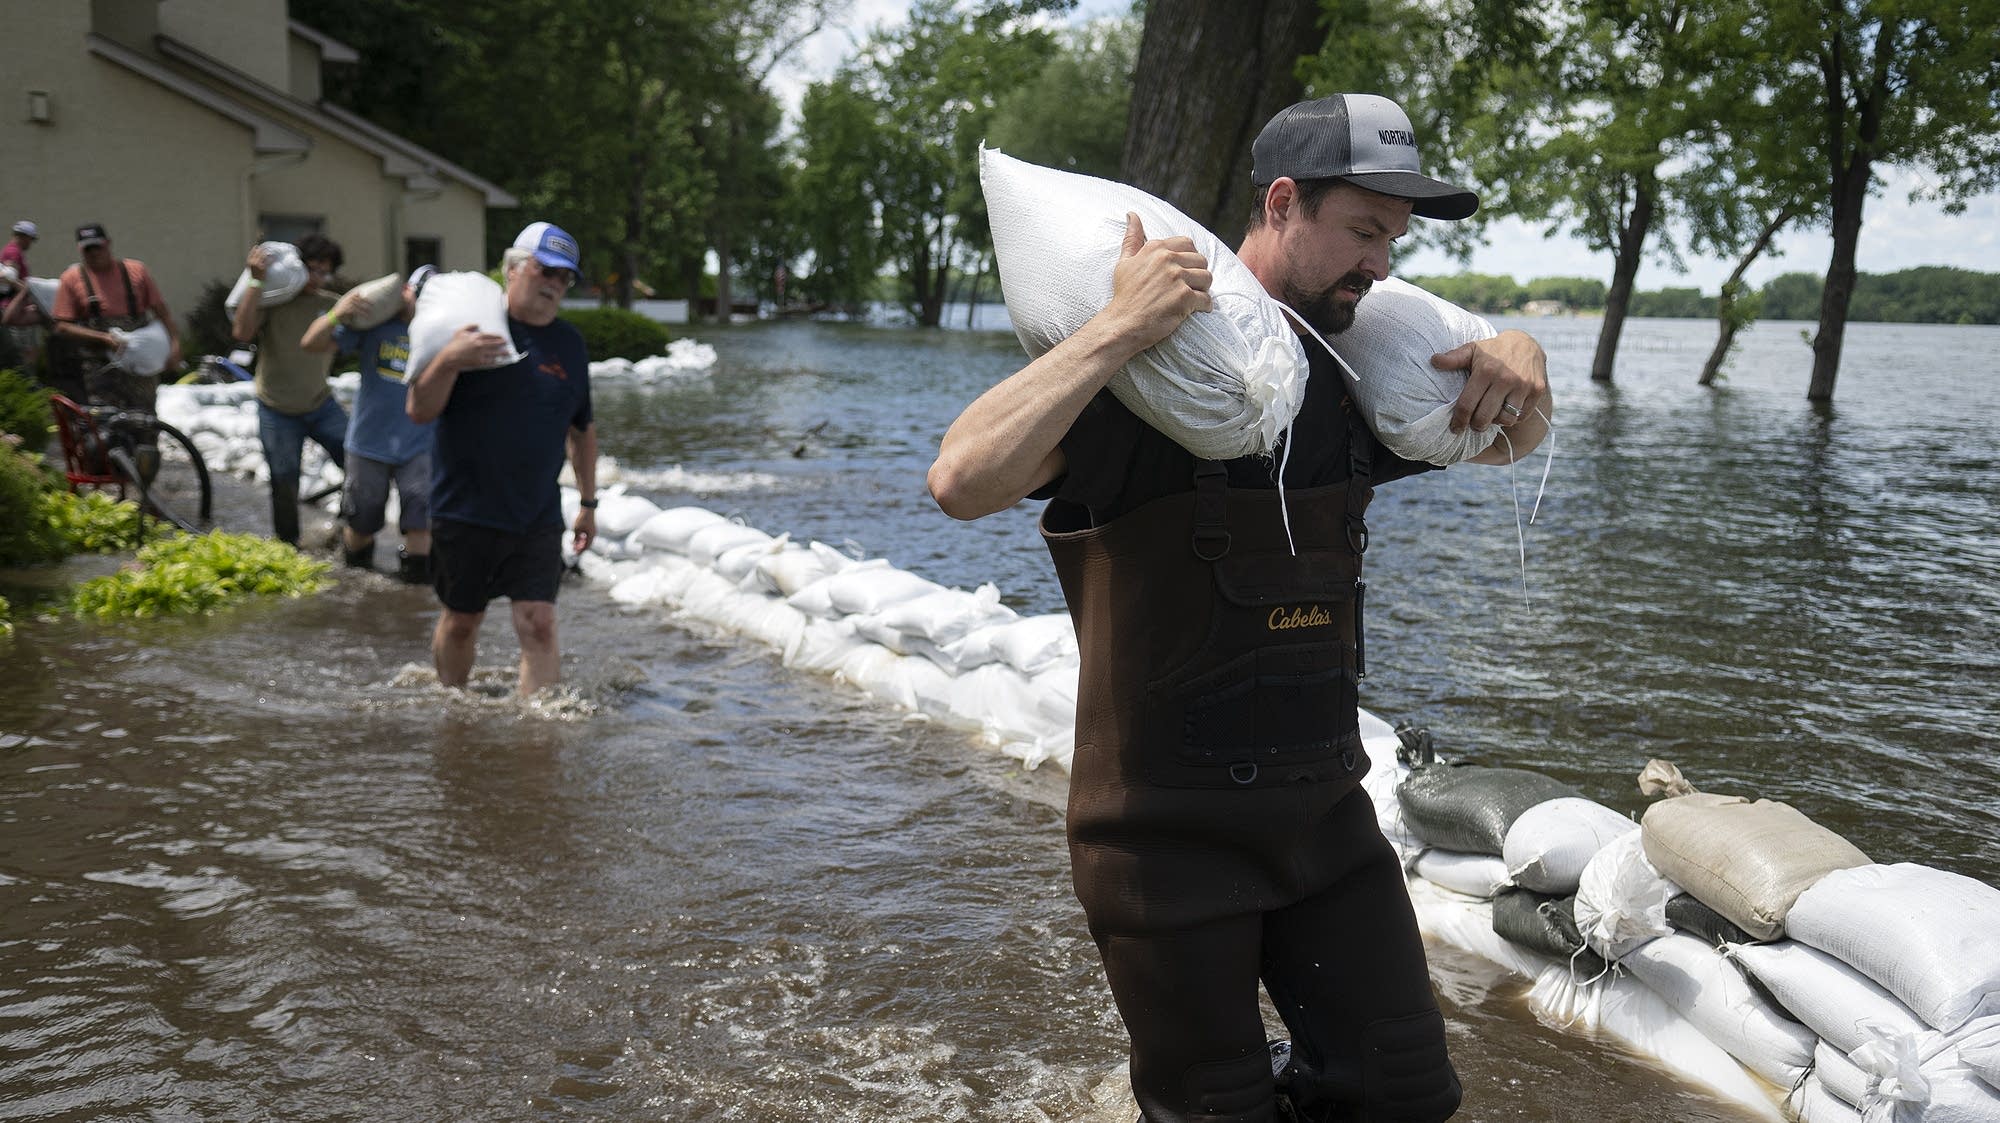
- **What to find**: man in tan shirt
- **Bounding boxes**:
[230,233,349,545]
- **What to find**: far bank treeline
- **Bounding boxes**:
[1408,267,2000,326]
[291,0,2000,400]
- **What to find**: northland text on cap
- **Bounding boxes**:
[1250,93,1478,221]
[513,222,581,272]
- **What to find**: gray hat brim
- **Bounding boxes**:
[1341,171,1479,220]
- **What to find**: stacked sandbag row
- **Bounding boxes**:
[155,381,344,502]
[587,337,718,381]
[1388,746,2000,1121]
[567,501,1081,770]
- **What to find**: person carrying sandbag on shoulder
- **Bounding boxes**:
[931,93,1554,1123]
[230,234,350,547]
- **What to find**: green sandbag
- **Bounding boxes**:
[1396,762,1579,855]
[1491,888,1606,977]
[1664,892,1757,947]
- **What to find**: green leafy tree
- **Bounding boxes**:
[1753,4,2000,400]
[1525,276,1608,309]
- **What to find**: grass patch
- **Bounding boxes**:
[70,531,331,619]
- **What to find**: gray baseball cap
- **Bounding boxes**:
[1250,93,1478,221]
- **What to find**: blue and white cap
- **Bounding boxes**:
[1250,93,1478,221]
[513,221,581,272]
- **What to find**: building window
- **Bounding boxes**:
[259,214,324,245]
[405,237,441,273]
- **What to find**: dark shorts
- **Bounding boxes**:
[431,518,562,613]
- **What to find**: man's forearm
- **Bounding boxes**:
[568,424,598,499]
[405,358,462,423]
[229,292,261,343]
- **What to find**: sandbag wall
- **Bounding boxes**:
[151,344,718,510]
[1386,749,2000,1122]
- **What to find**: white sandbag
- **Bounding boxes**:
[1852,1022,2000,1123]
[946,662,1049,741]
[1617,932,1817,1087]
[1957,1015,2000,1090]
[608,565,676,607]
[107,319,171,376]
[1786,863,2000,1032]
[947,613,1078,675]
[343,272,405,330]
[224,241,307,311]
[823,566,944,618]
[1573,829,1676,960]
[788,560,887,619]
[1814,1040,1868,1108]
[687,522,774,569]
[724,594,810,654]
[1503,796,1638,895]
[405,271,521,383]
[596,493,663,541]
[980,146,1307,460]
[1410,877,1781,1120]
[714,535,788,584]
[850,614,951,666]
[632,506,728,553]
[784,617,867,674]
[1327,277,1499,465]
[751,541,853,598]
[1726,940,1929,1056]
[23,275,60,316]
[869,583,1017,648]
[1790,1077,1864,1123]
[1411,849,1512,899]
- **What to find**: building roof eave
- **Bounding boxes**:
[154,34,518,210]
[85,34,310,154]
[288,20,360,64]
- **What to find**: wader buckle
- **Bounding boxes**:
[1192,528,1232,562]
[1228,762,1259,785]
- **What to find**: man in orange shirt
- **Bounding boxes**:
[50,223,182,409]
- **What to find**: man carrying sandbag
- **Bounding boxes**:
[300,265,436,583]
[49,223,182,410]
[930,93,1554,1123]
[406,222,598,698]
[231,234,350,546]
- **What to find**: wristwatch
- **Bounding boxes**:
[579,498,598,509]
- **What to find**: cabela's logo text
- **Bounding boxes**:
[1267,604,1332,631]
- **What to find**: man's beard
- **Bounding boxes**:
[1283,271,1372,335]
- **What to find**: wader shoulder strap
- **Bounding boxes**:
[77,261,136,326]
[1191,458,1230,561]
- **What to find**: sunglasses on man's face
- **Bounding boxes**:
[533,260,576,288]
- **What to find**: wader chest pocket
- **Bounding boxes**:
[1158,642,1357,787]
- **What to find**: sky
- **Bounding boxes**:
[772,0,2000,296]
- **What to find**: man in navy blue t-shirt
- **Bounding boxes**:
[406,222,599,697]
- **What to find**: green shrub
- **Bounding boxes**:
[0,369,52,444]
[0,447,65,566]
[42,489,144,554]
[0,593,12,637]
[70,531,330,619]
[560,306,672,360]
[181,279,237,367]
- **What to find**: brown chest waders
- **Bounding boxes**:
[1042,457,1460,1123]
[73,261,156,412]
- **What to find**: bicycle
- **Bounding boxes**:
[50,393,214,536]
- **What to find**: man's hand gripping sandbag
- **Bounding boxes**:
[980,147,1307,460]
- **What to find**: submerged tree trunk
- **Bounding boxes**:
[1121,0,1317,243]
[1591,172,1656,383]
[1808,18,1894,402]
[1699,208,1794,386]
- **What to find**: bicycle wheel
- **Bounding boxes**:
[129,420,213,533]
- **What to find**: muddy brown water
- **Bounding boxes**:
[3,316,1995,1121]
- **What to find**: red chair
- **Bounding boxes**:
[49,393,125,498]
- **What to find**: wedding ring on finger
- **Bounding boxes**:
[1500,402,1524,419]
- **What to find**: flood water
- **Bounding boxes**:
[2,315,1996,1121]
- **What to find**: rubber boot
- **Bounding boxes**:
[397,549,431,585]
[343,541,375,569]
[270,477,301,546]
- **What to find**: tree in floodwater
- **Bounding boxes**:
[1120,0,1321,243]
[1754,4,2000,401]
[795,0,1052,326]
